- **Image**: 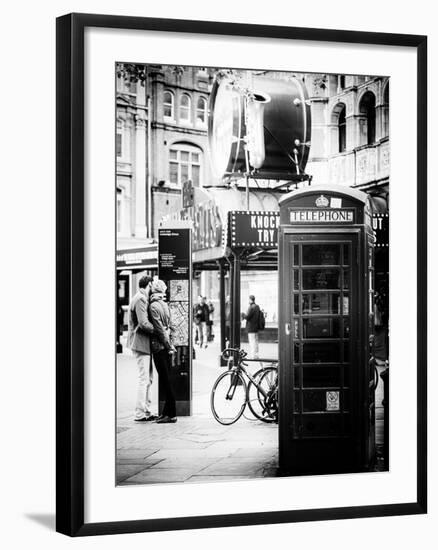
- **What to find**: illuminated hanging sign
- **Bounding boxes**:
[230,211,280,248]
[116,246,157,269]
[163,199,223,252]
[289,208,355,223]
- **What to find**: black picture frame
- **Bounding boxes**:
[56,12,427,537]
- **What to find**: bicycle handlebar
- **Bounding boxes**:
[221,347,247,361]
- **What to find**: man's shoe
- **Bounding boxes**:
[134,414,158,422]
[155,416,177,424]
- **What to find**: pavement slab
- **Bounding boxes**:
[117,465,151,483]
[121,467,201,485]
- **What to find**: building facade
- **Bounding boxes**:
[116,65,389,354]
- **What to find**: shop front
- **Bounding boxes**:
[116,243,158,351]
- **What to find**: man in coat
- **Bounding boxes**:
[127,275,157,421]
[242,294,261,359]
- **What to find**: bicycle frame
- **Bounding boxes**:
[231,362,275,401]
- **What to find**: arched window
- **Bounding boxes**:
[382,83,389,137]
[169,143,202,186]
[196,97,207,125]
[359,91,376,145]
[179,94,191,122]
[163,91,174,119]
[338,105,346,153]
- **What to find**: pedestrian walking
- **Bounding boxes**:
[241,294,262,359]
[149,279,177,424]
[127,275,157,422]
[193,296,209,348]
[225,295,231,347]
[207,300,215,342]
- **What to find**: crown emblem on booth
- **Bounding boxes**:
[315,195,329,208]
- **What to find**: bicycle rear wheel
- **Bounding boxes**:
[247,366,278,423]
[211,370,247,425]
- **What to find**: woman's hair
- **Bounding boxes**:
[150,279,167,294]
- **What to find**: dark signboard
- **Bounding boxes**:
[158,226,192,416]
[372,213,389,248]
[229,210,280,248]
[158,229,190,280]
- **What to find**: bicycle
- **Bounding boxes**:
[210,348,278,425]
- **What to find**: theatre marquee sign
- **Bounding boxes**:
[229,211,280,248]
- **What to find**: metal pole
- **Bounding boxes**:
[245,173,250,211]
[219,261,226,353]
[232,251,241,350]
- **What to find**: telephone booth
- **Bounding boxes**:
[278,185,376,474]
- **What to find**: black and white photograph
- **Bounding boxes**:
[115,63,390,485]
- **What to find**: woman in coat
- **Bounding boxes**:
[148,279,177,423]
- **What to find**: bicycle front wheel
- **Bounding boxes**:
[211,370,247,425]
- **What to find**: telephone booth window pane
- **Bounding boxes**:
[343,319,350,337]
[293,294,299,315]
[303,318,340,338]
[302,269,340,289]
[343,244,350,265]
[343,342,350,362]
[343,269,350,290]
[343,390,350,411]
[302,244,340,265]
[342,295,349,314]
[301,390,344,413]
[293,367,301,389]
[293,319,299,338]
[303,366,341,388]
[298,415,344,436]
[303,342,340,363]
[302,293,340,314]
[302,390,328,412]
[293,270,299,290]
[293,391,301,412]
[343,367,350,387]
[294,343,300,364]
[293,245,299,265]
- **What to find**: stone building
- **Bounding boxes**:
[116,64,216,249]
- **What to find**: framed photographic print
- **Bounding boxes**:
[56,13,427,536]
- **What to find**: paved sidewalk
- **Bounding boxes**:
[117,339,385,485]
[117,341,279,485]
